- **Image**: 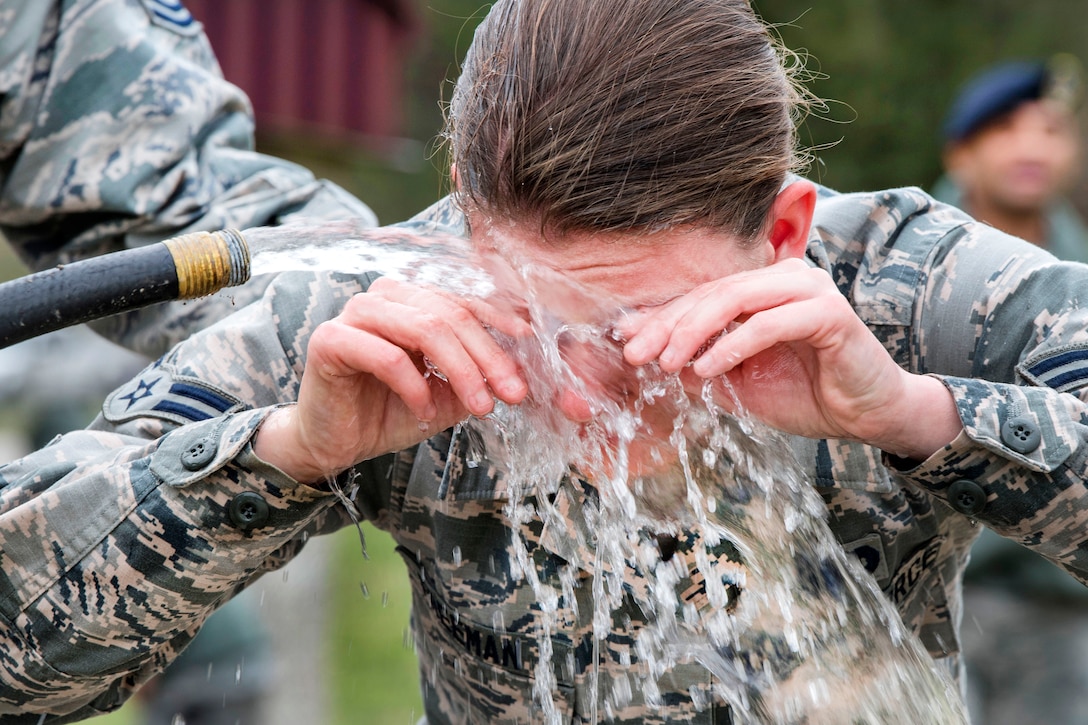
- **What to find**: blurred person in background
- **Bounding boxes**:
[0,0,380,357]
[933,57,1088,725]
[933,57,1088,259]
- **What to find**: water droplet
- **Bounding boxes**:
[360,581,370,599]
[382,591,389,608]
[452,545,463,566]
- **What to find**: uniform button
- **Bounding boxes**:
[1000,416,1041,454]
[181,437,217,470]
[948,480,987,516]
[228,492,270,531]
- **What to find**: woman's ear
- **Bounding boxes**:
[767,180,817,262]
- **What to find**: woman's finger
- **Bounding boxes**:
[342,285,528,411]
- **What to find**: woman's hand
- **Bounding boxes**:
[255,278,529,484]
[620,258,961,460]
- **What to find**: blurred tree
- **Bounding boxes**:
[257,0,1088,223]
[751,0,1088,196]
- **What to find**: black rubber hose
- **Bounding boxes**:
[0,229,249,350]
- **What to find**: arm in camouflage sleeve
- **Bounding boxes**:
[0,268,404,721]
[0,0,379,356]
[0,415,335,722]
[900,221,1088,584]
[620,186,1088,584]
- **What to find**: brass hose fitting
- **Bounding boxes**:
[163,228,251,299]
[0,228,252,349]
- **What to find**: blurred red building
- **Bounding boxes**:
[184,0,417,144]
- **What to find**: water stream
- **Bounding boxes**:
[242,221,969,724]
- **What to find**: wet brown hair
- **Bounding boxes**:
[447,0,809,243]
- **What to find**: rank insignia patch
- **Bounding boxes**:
[1019,345,1088,394]
[105,361,243,426]
[140,0,200,36]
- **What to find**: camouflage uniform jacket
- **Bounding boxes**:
[0,0,378,356]
[3,184,1088,723]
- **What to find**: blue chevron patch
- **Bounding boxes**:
[140,0,200,36]
[104,361,243,426]
[1019,345,1088,394]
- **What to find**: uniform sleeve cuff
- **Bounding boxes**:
[148,406,335,538]
[924,374,1082,473]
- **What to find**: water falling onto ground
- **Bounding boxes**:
[244,221,969,724]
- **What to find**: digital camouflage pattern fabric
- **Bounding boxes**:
[3,2,1088,723]
[0,0,378,357]
[4,182,1088,722]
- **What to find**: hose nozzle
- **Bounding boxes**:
[163,228,251,298]
[0,229,252,350]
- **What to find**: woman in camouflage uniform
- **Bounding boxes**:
[4,0,1088,722]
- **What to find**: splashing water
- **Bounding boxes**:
[245,219,495,300]
[244,222,968,724]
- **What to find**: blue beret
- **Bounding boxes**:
[942,61,1047,142]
